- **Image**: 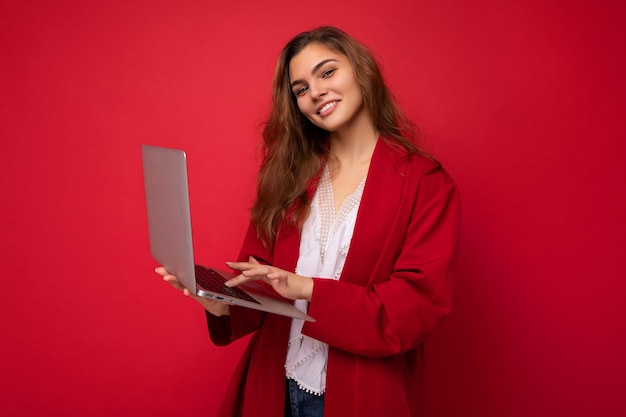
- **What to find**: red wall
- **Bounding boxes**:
[2,1,624,416]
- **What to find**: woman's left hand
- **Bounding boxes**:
[225,256,313,301]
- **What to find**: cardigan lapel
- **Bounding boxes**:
[340,139,407,286]
[273,139,407,285]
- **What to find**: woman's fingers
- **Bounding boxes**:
[223,261,312,300]
[163,274,187,291]
[154,266,230,316]
[224,262,271,287]
[155,267,187,291]
[155,266,168,276]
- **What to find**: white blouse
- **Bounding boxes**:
[285,164,366,395]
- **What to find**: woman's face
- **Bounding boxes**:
[288,43,367,134]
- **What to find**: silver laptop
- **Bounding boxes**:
[141,144,314,322]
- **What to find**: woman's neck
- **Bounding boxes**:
[328,114,379,166]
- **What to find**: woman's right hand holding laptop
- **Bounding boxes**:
[155,267,231,317]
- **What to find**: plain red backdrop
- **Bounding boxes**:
[1,0,624,416]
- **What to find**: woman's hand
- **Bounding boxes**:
[155,267,230,317]
[225,257,314,301]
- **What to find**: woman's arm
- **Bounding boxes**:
[303,169,460,358]
[204,221,275,345]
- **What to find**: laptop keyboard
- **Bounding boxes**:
[194,265,260,304]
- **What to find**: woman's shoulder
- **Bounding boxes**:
[378,138,454,183]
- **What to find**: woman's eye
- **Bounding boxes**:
[295,86,308,96]
[321,69,336,78]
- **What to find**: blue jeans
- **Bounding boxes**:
[284,379,325,417]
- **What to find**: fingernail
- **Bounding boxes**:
[224,280,232,287]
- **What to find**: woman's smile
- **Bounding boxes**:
[317,100,338,116]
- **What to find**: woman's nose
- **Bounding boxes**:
[309,82,327,100]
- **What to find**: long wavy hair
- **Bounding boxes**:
[252,26,426,247]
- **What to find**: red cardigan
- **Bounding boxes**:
[206,138,460,417]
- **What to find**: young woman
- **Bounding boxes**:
[157,26,460,417]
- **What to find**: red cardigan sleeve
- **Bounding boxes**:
[302,162,460,358]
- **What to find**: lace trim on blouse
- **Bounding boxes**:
[285,164,366,395]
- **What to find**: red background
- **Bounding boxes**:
[2,0,625,416]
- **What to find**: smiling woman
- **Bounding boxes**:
[4,0,623,415]
[156,26,460,417]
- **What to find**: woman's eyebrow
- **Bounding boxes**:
[290,58,339,89]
